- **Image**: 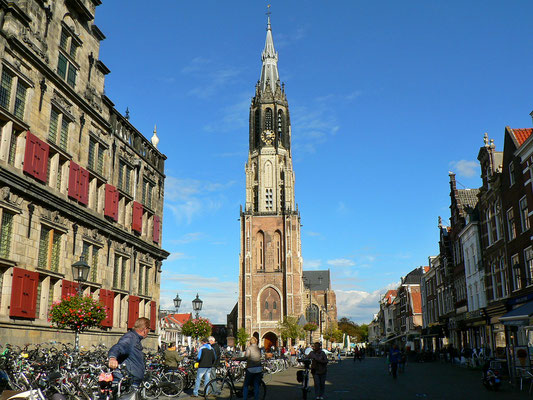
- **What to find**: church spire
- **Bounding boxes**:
[260,14,279,93]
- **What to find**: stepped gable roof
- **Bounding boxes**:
[303,270,330,291]
[456,188,480,213]
[402,267,424,285]
[508,127,533,147]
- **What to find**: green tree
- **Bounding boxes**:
[278,316,303,344]
[338,317,359,338]
[181,317,212,339]
[236,327,250,349]
[357,324,369,342]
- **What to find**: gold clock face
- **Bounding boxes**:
[261,129,275,145]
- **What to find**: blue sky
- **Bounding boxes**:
[96,1,533,324]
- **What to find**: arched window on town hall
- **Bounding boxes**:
[306,304,319,325]
[260,287,281,321]
[274,230,282,271]
[256,230,265,271]
[265,108,273,130]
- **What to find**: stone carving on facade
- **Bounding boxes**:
[20,26,49,64]
[139,252,153,265]
[52,90,74,116]
[84,85,103,113]
[40,208,67,229]
[0,186,22,208]
[82,227,103,244]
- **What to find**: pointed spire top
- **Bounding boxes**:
[259,5,279,93]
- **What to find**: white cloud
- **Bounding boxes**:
[303,259,322,269]
[327,258,355,267]
[168,232,203,245]
[335,281,400,324]
[181,57,242,99]
[160,274,238,324]
[449,160,479,178]
[164,177,235,224]
[167,252,187,262]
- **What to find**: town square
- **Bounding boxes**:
[0,0,533,399]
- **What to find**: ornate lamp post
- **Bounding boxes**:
[173,292,182,312]
[71,259,90,352]
[192,293,203,319]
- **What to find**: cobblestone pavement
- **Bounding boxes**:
[170,356,530,399]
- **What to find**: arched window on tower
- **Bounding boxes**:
[260,287,281,321]
[274,230,282,271]
[254,110,261,146]
[256,230,265,271]
[277,110,284,142]
[265,108,273,130]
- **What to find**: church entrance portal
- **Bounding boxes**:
[263,332,278,350]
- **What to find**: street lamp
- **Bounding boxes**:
[71,259,90,352]
[173,292,182,312]
[192,293,203,319]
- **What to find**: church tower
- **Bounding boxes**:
[237,16,304,347]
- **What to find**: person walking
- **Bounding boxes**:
[307,342,328,400]
[233,337,263,400]
[192,337,215,397]
[208,336,221,379]
[108,317,150,387]
[389,345,401,379]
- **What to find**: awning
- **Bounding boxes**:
[499,300,533,323]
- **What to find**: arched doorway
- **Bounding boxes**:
[263,332,278,350]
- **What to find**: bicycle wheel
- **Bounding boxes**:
[140,376,161,400]
[160,370,184,397]
[204,377,233,400]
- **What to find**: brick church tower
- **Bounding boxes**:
[237,16,305,348]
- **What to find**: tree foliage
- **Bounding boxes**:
[323,323,343,344]
[278,316,304,342]
[181,317,212,339]
[337,317,369,342]
[236,327,250,349]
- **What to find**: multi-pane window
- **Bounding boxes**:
[512,253,521,291]
[0,211,13,258]
[138,264,150,296]
[57,28,79,89]
[37,226,61,272]
[113,254,128,290]
[88,137,105,175]
[80,241,100,282]
[0,69,28,120]
[264,108,272,130]
[509,161,515,186]
[520,196,530,232]
[507,208,516,241]
[48,108,69,151]
[142,179,154,209]
[118,160,132,195]
[265,188,273,210]
[526,247,533,286]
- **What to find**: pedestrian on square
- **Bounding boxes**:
[163,344,183,369]
[208,336,222,379]
[399,350,406,373]
[389,345,401,379]
[233,336,263,400]
[307,341,328,400]
[108,317,150,387]
[192,337,215,397]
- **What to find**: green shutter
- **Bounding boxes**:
[138,265,143,294]
[49,109,59,143]
[59,30,68,51]
[57,53,68,79]
[59,119,69,151]
[14,82,26,120]
[88,140,95,170]
[120,257,127,290]
[51,231,61,272]
[113,255,119,288]
[91,247,99,282]
[97,147,105,175]
[67,64,76,88]
[0,70,12,109]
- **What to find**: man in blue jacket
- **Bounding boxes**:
[108,317,150,386]
[192,337,215,397]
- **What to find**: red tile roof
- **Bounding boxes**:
[509,128,533,147]
[168,313,192,325]
[423,266,430,273]
[384,290,397,304]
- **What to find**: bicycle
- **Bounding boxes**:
[296,359,311,400]
[204,361,266,400]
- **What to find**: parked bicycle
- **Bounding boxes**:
[204,360,266,400]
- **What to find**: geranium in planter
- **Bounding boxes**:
[303,322,318,332]
[49,295,108,332]
[181,317,213,339]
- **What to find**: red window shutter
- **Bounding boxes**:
[105,184,119,221]
[78,167,89,205]
[10,268,39,319]
[61,280,79,299]
[23,132,37,177]
[99,289,114,327]
[132,202,143,233]
[68,162,80,200]
[150,300,156,331]
[153,216,160,243]
[23,270,39,319]
[9,267,26,317]
[34,139,49,182]
[128,295,140,329]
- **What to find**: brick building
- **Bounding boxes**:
[0,0,168,349]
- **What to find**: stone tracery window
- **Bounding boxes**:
[260,287,281,321]
[265,108,272,130]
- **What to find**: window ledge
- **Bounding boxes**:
[36,267,64,279]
